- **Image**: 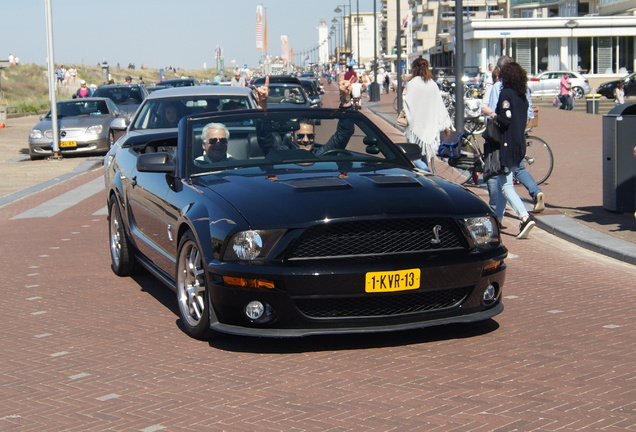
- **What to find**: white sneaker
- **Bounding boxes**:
[516,219,536,239]
[534,192,545,213]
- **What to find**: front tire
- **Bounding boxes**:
[176,231,215,340]
[108,194,135,276]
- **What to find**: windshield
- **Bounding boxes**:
[50,100,110,118]
[262,84,307,104]
[93,86,144,105]
[132,96,252,130]
[184,110,407,177]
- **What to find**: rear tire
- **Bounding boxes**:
[108,194,135,276]
[572,86,584,99]
[524,135,554,185]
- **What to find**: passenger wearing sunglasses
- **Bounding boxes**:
[194,122,232,165]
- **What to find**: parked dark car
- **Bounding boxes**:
[29,97,124,160]
[596,72,636,99]
[251,76,314,107]
[155,77,200,88]
[91,83,148,119]
[105,107,507,340]
[299,77,324,108]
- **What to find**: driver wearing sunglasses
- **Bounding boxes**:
[292,122,317,151]
[195,122,232,165]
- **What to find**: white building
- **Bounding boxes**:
[405,0,636,76]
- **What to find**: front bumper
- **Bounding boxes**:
[205,247,507,337]
[29,136,109,157]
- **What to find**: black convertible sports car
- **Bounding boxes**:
[104,107,507,340]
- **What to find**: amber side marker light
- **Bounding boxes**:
[482,261,503,276]
[222,276,275,289]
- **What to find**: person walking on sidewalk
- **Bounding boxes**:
[483,56,545,214]
[614,82,625,107]
[403,58,452,171]
[559,73,574,111]
[486,62,536,239]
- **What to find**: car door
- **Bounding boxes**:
[124,156,180,273]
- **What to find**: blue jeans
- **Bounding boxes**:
[487,161,541,208]
[493,167,529,221]
[414,158,430,172]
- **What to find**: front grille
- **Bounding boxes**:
[286,218,465,260]
[293,287,471,318]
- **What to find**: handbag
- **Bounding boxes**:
[482,147,504,181]
[396,109,408,127]
[437,131,464,159]
[483,120,503,147]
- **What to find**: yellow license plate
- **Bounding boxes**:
[365,268,421,293]
[59,141,77,148]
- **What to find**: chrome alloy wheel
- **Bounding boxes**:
[109,211,123,268]
[177,238,207,328]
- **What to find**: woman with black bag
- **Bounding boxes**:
[484,62,535,239]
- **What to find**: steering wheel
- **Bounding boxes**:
[321,149,353,157]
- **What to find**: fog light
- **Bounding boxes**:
[245,301,265,320]
[483,284,497,304]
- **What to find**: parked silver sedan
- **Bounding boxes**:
[528,71,591,99]
[28,97,123,160]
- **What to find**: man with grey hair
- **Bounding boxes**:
[195,122,232,165]
[482,55,545,214]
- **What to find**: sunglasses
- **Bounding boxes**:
[207,137,228,145]
[296,133,315,140]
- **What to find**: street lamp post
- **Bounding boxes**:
[565,19,578,71]
[356,0,360,67]
[369,0,380,101]
[334,2,352,65]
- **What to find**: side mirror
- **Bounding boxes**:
[395,143,422,161]
[110,117,128,131]
[136,152,176,173]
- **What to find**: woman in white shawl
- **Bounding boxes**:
[404,58,452,171]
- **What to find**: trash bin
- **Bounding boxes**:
[368,82,380,102]
[602,102,636,212]
[586,94,600,114]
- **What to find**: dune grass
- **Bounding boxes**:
[0,63,219,114]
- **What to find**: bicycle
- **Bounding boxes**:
[431,129,554,186]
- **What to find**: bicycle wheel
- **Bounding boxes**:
[431,135,480,185]
[524,135,554,185]
[393,96,399,113]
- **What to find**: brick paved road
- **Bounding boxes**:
[1,85,635,432]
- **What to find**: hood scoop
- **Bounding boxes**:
[282,177,352,191]
[363,174,422,187]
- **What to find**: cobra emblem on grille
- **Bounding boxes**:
[430,225,442,244]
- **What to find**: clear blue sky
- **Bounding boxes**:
[2,0,373,70]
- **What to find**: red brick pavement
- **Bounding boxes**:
[0,86,635,431]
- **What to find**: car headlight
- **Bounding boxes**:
[224,229,286,261]
[30,129,44,139]
[86,124,103,134]
[462,216,499,247]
